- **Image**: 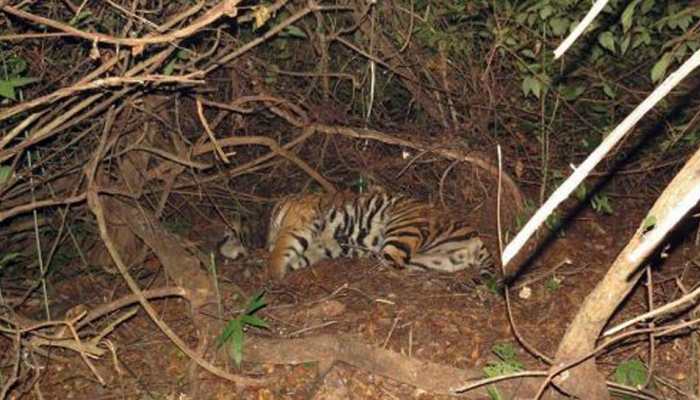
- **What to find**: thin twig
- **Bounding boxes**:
[195,97,230,163]
[0,193,86,224]
[604,284,700,336]
[1,1,240,52]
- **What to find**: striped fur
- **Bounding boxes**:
[265,191,491,280]
[218,217,248,260]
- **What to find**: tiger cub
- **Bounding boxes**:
[264,191,491,280]
[218,217,248,260]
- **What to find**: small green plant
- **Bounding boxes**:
[217,291,269,367]
[591,193,614,215]
[545,275,562,292]
[163,49,191,76]
[0,165,12,186]
[481,272,501,295]
[0,55,38,101]
[280,25,307,40]
[574,184,615,216]
[614,358,647,398]
[574,182,589,202]
[545,211,565,236]
[482,343,524,400]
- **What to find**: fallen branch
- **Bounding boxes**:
[1,1,239,54]
[244,334,542,398]
[83,119,265,388]
[551,143,700,398]
[0,74,203,128]
[604,284,700,336]
[0,193,86,224]
[193,133,337,194]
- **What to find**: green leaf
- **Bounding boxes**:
[522,76,541,99]
[614,359,647,386]
[620,34,631,55]
[527,13,537,26]
[7,77,39,88]
[651,52,673,83]
[0,77,39,100]
[487,386,503,400]
[670,14,692,31]
[245,291,267,315]
[520,49,536,59]
[539,5,554,20]
[217,319,238,347]
[281,25,307,39]
[559,84,585,101]
[240,315,269,329]
[0,81,16,100]
[591,194,614,214]
[598,31,616,53]
[640,0,655,14]
[574,183,588,201]
[545,276,562,292]
[591,194,613,215]
[229,319,244,366]
[492,343,518,361]
[621,0,641,34]
[642,215,656,232]
[549,17,570,36]
[482,342,523,400]
[631,30,651,50]
[0,166,13,185]
[163,59,177,76]
[602,83,616,99]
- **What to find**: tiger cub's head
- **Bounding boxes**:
[219,221,248,260]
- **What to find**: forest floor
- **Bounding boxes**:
[23,193,700,400]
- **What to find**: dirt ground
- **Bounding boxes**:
[11,191,700,400]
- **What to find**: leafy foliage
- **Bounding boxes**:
[591,193,614,215]
[483,343,524,400]
[545,275,562,292]
[545,211,564,235]
[217,291,269,367]
[0,165,12,185]
[614,358,647,398]
[0,54,38,101]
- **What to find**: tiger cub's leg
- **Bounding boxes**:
[269,228,313,279]
[268,228,342,279]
